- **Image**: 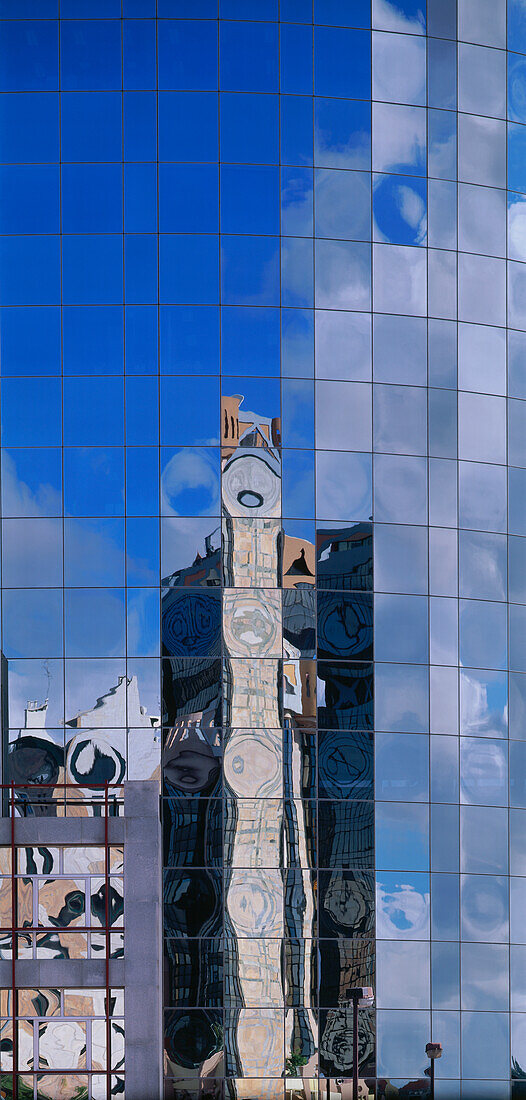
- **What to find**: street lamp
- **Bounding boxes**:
[425,1041,443,1100]
[349,987,374,1100]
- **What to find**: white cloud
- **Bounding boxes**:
[373,0,425,33]
[376,880,430,939]
[509,197,526,262]
[373,101,426,174]
[161,448,220,517]
[373,27,426,104]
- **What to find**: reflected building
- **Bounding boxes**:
[1,0,524,1096]
[162,393,374,1098]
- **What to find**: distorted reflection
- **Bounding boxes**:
[161,389,375,1093]
[376,873,430,940]
[373,174,427,247]
[6,665,160,815]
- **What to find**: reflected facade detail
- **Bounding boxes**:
[0,0,523,1095]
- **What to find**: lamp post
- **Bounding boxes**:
[425,1041,443,1100]
[349,987,374,1099]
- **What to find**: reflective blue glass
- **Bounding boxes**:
[375,594,429,664]
[375,662,429,732]
[125,306,158,375]
[220,0,277,14]
[62,0,119,11]
[2,589,63,659]
[60,21,121,91]
[281,94,313,166]
[221,165,279,235]
[159,236,219,305]
[281,0,312,19]
[64,518,124,588]
[127,447,159,516]
[427,0,456,37]
[0,166,59,234]
[124,91,157,161]
[377,871,430,939]
[315,97,371,169]
[0,236,60,306]
[0,0,57,11]
[316,450,372,520]
[508,52,526,124]
[282,379,315,447]
[0,307,61,376]
[63,306,123,376]
[509,0,526,55]
[511,604,526,673]
[221,236,280,306]
[376,732,429,801]
[315,0,370,25]
[510,467,526,537]
[281,166,313,235]
[64,448,125,518]
[282,449,315,517]
[373,173,427,246]
[160,0,217,12]
[509,122,526,195]
[317,168,370,240]
[160,379,220,446]
[1,448,62,518]
[280,22,313,94]
[160,305,219,375]
[124,19,156,89]
[373,0,425,31]
[65,588,126,658]
[125,165,157,233]
[158,20,218,91]
[160,165,219,233]
[431,804,459,872]
[428,107,456,180]
[221,306,280,376]
[62,236,123,306]
[431,872,460,940]
[1,378,61,447]
[126,378,159,447]
[220,22,278,92]
[62,165,122,233]
[124,235,158,305]
[459,599,508,671]
[61,92,122,161]
[161,448,220,516]
[0,20,58,92]
[159,91,218,162]
[224,375,280,420]
[281,307,314,377]
[126,518,159,586]
[220,92,279,163]
[0,92,59,163]
[314,26,371,98]
[376,802,429,871]
[282,237,314,307]
[63,379,125,447]
[462,1013,509,1080]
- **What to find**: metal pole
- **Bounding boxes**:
[11,783,17,1100]
[105,781,111,1100]
[353,994,359,1100]
[430,1055,435,1100]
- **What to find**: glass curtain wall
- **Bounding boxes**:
[0,0,525,1098]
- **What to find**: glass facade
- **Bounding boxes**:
[1,0,526,1096]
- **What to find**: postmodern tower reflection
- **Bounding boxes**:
[0,0,525,1097]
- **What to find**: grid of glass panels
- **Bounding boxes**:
[0,987,124,1099]
[1,0,526,1097]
